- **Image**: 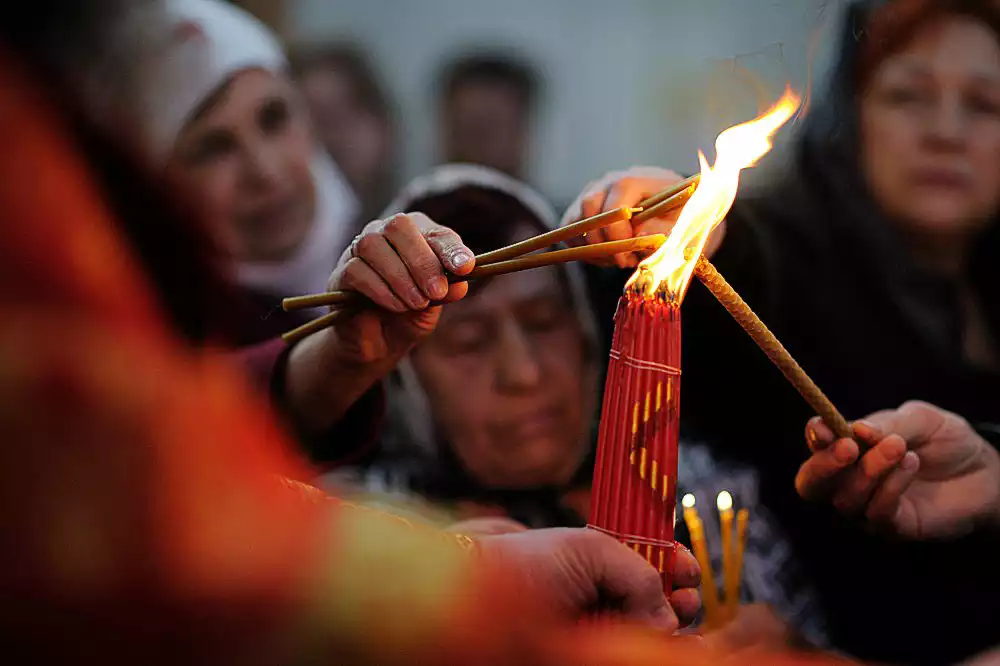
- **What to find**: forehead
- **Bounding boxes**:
[878,16,1000,81]
[189,68,289,125]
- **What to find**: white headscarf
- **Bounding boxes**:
[123,0,359,296]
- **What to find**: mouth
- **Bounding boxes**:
[493,405,565,441]
[909,168,971,190]
[242,194,305,234]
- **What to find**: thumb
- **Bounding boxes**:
[581,531,676,631]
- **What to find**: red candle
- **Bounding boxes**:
[588,291,681,593]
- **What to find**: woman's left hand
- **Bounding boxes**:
[285,212,475,433]
[561,166,726,269]
[796,401,1000,539]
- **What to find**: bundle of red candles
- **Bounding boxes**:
[588,288,682,594]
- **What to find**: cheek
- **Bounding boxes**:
[172,164,240,240]
[414,355,493,435]
[968,125,1000,210]
[861,109,917,207]
[285,130,318,203]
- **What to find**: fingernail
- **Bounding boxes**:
[408,289,429,309]
[901,451,919,472]
[450,251,472,269]
[427,276,448,300]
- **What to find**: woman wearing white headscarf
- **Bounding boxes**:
[325,164,604,528]
[132,0,361,343]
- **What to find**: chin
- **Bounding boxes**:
[897,196,982,237]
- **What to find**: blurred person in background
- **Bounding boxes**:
[145,0,360,345]
[562,0,1000,662]
[0,0,713,661]
[437,52,539,180]
[326,164,600,529]
[291,42,396,225]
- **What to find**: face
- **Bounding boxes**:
[300,67,390,196]
[860,16,1000,242]
[412,243,591,488]
[443,83,529,176]
[169,69,316,263]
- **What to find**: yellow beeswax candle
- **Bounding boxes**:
[681,494,720,626]
[731,508,749,614]
[717,491,735,618]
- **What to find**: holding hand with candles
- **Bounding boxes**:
[562,167,727,269]
[797,401,1000,539]
[284,212,475,434]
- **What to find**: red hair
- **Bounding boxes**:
[857,0,1000,90]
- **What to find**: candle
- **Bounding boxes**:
[717,491,735,619]
[681,494,720,626]
[588,294,681,594]
[731,508,749,615]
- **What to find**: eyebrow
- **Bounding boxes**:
[888,60,1000,86]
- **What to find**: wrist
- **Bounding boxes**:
[285,328,389,433]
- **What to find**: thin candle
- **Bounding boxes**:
[691,255,852,439]
[717,491,735,619]
[731,508,749,615]
[681,494,720,626]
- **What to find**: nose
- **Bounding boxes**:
[241,141,283,188]
[494,321,543,393]
[924,93,967,149]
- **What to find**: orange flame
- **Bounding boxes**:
[628,86,802,300]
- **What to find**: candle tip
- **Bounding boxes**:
[716,491,733,511]
[682,493,696,509]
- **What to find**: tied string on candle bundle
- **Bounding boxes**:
[588,286,682,590]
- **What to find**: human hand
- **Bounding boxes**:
[325,212,474,364]
[284,213,473,432]
[795,401,1000,539]
[561,166,726,269]
[479,528,701,631]
[702,604,803,654]
[448,517,530,536]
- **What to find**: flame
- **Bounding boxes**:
[628,86,801,300]
[716,490,733,512]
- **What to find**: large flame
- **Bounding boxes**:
[628,86,801,300]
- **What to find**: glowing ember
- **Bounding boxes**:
[628,86,802,300]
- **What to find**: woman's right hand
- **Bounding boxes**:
[285,212,474,433]
[561,166,727,269]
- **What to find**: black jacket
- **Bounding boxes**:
[590,2,1000,662]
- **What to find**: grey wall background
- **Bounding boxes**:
[291,0,849,204]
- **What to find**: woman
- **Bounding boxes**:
[136,0,360,345]
[565,0,1000,662]
[329,164,600,528]
[0,0,707,661]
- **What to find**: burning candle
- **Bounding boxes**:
[681,494,720,626]
[588,292,681,593]
[717,491,735,618]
